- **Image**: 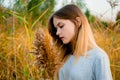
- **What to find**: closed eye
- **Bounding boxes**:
[59,25,64,28]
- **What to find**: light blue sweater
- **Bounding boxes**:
[59,47,113,80]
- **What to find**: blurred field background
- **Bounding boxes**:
[0,0,120,80]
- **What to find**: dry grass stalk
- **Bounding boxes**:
[32,28,59,79]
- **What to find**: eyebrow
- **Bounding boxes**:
[57,22,62,26]
[55,22,62,28]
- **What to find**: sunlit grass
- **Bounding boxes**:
[0,25,40,79]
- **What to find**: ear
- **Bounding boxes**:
[76,17,81,27]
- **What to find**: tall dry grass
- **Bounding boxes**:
[32,28,59,79]
[0,26,38,79]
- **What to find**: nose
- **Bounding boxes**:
[56,28,61,36]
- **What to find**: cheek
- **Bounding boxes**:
[66,27,75,39]
[71,30,75,39]
[69,27,75,36]
[63,22,76,37]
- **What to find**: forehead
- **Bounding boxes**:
[53,17,68,27]
[53,17,64,24]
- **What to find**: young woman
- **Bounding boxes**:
[48,4,113,80]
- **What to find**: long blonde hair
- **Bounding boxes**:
[74,14,98,60]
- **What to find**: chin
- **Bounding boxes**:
[63,41,69,44]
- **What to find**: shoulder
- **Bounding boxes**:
[93,47,109,60]
[88,47,110,63]
[91,47,110,66]
[91,48,113,80]
[88,47,108,59]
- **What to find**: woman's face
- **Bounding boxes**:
[53,17,76,44]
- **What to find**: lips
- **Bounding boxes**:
[59,37,64,40]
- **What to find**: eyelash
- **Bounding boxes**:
[59,25,64,28]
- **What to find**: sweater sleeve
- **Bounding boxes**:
[94,52,113,80]
[59,69,65,80]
